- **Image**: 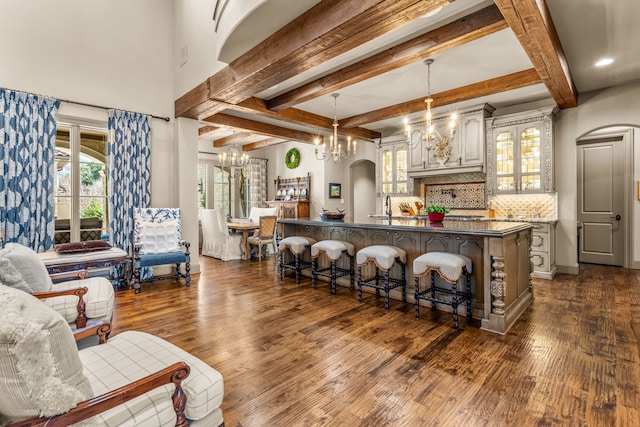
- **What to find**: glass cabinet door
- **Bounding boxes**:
[495,130,515,192]
[519,126,541,191]
[382,149,393,194]
[395,147,407,194]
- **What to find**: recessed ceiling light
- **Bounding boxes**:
[595,58,614,67]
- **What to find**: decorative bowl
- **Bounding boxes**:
[319,209,345,221]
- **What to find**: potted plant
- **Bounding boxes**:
[423,204,450,223]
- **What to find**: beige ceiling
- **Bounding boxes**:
[185,0,639,149]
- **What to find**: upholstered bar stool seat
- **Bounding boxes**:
[311,240,355,294]
[356,245,407,309]
[278,236,316,284]
[413,252,473,328]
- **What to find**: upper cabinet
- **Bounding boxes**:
[408,104,494,177]
[378,136,410,196]
[486,107,557,195]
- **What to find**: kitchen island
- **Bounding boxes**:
[279,217,534,334]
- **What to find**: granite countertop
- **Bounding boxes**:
[279,216,533,237]
[368,214,558,224]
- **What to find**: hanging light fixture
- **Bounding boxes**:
[219,132,249,169]
[315,93,356,163]
[404,59,457,166]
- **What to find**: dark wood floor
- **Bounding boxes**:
[111,255,640,426]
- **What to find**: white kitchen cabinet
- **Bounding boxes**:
[407,104,493,177]
[486,107,557,195]
[530,222,556,279]
[377,136,410,196]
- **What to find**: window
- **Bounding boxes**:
[54,121,109,244]
[198,159,251,218]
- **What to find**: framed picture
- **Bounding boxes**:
[328,183,341,199]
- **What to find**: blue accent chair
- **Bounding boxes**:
[132,208,191,294]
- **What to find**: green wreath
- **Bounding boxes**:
[285,148,300,169]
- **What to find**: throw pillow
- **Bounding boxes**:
[1,243,53,293]
[0,285,93,420]
[56,240,112,254]
[0,256,33,293]
[138,219,180,254]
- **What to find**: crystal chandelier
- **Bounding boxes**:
[219,133,249,169]
[314,93,357,163]
[404,59,457,166]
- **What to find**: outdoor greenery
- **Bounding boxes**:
[80,163,103,187]
[81,199,104,219]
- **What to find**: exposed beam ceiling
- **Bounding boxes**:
[202,113,317,143]
[186,0,584,152]
[198,125,222,138]
[212,132,254,148]
[242,137,284,151]
[494,0,576,108]
[230,97,380,141]
[267,5,507,111]
[340,68,543,128]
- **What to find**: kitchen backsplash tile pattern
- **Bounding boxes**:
[488,193,558,219]
[383,188,558,220]
[424,183,486,209]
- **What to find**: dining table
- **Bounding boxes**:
[227,221,260,260]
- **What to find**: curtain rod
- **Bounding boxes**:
[60,99,171,122]
[2,86,171,122]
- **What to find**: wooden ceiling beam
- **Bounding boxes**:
[212,132,254,148]
[494,0,576,108]
[231,97,381,141]
[340,68,543,128]
[242,137,284,151]
[267,5,507,111]
[202,113,317,144]
[198,125,222,138]
[175,0,450,117]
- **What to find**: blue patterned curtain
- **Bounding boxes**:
[108,110,151,255]
[0,88,60,251]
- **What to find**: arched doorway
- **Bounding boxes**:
[350,159,376,222]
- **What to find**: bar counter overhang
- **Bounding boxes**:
[278,216,534,334]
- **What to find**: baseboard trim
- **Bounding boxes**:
[556,264,579,275]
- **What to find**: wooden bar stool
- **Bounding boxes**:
[356,245,407,309]
[278,236,315,284]
[311,240,355,294]
[413,252,473,328]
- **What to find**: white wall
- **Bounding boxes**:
[257,142,323,214]
[0,0,176,207]
[554,80,640,271]
[0,0,193,268]
[351,160,376,222]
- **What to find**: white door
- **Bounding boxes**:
[577,137,625,266]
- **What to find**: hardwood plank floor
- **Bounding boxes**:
[111,256,640,426]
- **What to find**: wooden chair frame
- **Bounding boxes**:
[6,322,193,427]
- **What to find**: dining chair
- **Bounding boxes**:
[199,208,242,261]
[247,215,277,261]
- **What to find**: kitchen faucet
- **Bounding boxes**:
[385,195,392,222]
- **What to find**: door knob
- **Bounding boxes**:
[610,214,621,221]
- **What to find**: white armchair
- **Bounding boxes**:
[200,208,242,261]
[0,243,114,331]
[0,285,224,426]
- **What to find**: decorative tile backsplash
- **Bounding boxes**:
[424,183,486,209]
[488,193,557,219]
[385,190,558,220]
